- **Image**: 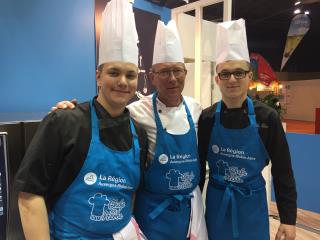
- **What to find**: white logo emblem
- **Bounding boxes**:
[84,172,97,185]
[212,145,219,154]
[88,193,125,221]
[158,154,169,164]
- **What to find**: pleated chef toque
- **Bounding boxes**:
[98,0,139,66]
[215,18,250,65]
[152,20,184,65]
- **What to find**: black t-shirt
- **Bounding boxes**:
[198,99,297,225]
[15,98,148,210]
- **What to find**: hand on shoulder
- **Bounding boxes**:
[51,99,77,112]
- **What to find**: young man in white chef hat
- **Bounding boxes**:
[15,0,148,239]
[198,19,297,240]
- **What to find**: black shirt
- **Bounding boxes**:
[198,99,297,225]
[15,98,148,210]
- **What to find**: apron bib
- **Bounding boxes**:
[49,100,140,239]
[134,93,200,240]
[205,97,270,240]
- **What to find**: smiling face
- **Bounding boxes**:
[96,61,138,115]
[150,62,187,107]
[215,60,252,107]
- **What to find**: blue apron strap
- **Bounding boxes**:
[149,198,172,220]
[152,92,166,142]
[215,185,240,238]
[149,194,193,220]
[246,97,257,127]
[231,189,239,238]
[182,99,198,143]
[129,119,140,164]
[90,99,100,142]
[214,101,222,127]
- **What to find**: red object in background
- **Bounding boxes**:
[250,53,277,86]
[316,108,320,134]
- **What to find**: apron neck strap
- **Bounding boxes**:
[129,119,140,164]
[246,97,256,126]
[90,99,100,141]
[214,97,257,127]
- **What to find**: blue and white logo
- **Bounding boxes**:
[212,145,219,154]
[84,172,97,185]
[159,154,169,164]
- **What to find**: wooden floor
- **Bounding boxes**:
[284,119,316,134]
[269,202,320,239]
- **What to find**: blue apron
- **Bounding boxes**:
[205,97,270,240]
[49,100,140,239]
[134,93,200,240]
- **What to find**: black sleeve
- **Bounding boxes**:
[267,112,297,225]
[198,106,215,192]
[14,112,64,196]
[132,119,148,187]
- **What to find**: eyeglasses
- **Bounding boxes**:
[218,70,250,80]
[153,69,186,79]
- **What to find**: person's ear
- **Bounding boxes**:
[247,71,253,80]
[96,69,101,87]
[215,75,220,85]
[149,72,156,86]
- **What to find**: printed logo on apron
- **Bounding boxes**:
[158,154,169,164]
[165,169,195,190]
[84,172,97,185]
[88,193,125,221]
[216,160,247,183]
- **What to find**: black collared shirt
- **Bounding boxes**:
[15,97,148,210]
[198,99,297,225]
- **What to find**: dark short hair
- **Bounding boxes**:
[216,60,252,72]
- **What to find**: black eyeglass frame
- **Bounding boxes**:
[217,70,251,80]
[152,68,187,79]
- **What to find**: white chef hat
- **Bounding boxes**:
[215,18,250,65]
[152,20,184,65]
[98,0,139,66]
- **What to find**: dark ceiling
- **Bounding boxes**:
[149,0,320,73]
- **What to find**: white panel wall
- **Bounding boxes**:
[282,79,320,121]
[178,13,220,108]
[177,14,195,59]
[183,62,213,109]
[177,13,217,61]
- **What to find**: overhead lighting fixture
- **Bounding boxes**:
[304,10,310,14]
[294,1,301,6]
[294,9,301,14]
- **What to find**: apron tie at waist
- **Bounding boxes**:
[215,186,239,238]
[149,194,193,220]
[210,180,265,239]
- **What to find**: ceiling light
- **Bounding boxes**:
[294,1,301,6]
[304,10,310,14]
[294,9,301,14]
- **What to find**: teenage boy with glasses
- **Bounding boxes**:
[198,19,297,240]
